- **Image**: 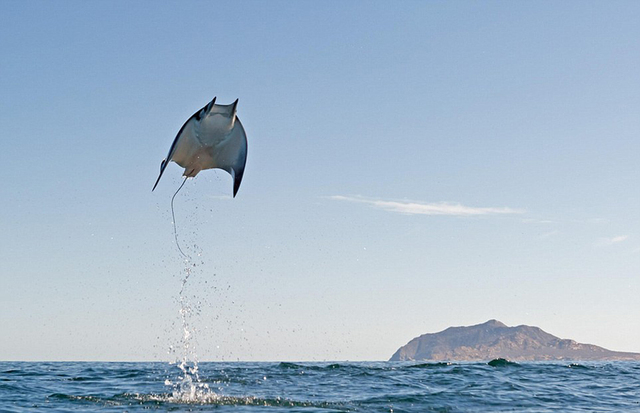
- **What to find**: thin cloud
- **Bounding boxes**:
[610,235,629,243]
[596,235,629,247]
[539,230,560,239]
[329,196,525,216]
[587,218,610,225]
[522,218,557,224]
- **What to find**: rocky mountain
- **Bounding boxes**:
[390,320,640,361]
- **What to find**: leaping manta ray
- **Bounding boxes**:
[152,97,248,197]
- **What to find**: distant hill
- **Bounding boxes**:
[390,320,640,361]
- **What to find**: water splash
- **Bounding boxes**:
[165,178,215,402]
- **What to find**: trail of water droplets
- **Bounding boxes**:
[165,178,215,402]
[164,255,216,401]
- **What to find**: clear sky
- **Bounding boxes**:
[1,1,639,361]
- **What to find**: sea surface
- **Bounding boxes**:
[1,360,639,412]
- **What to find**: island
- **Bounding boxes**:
[390,320,640,361]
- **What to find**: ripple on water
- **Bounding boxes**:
[567,363,591,370]
[487,358,520,367]
[48,391,351,410]
[4,361,640,412]
[407,362,453,369]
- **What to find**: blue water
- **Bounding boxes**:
[1,361,639,412]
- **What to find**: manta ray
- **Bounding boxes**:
[152,97,248,197]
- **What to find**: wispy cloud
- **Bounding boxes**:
[522,218,557,224]
[329,196,525,216]
[595,235,629,247]
[539,230,560,239]
[610,235,629,243]
[587,218,610,225]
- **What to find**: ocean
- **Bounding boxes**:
[1,360,639,412]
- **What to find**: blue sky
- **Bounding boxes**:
[1,1,639,361]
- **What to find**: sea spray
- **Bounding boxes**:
[165,178,216,402]
[162,176,247,401]
[164,253,217,402]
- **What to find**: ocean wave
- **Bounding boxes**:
[3,361,639,412]
[48,391,350,410]
[407,362,453,369]
[487,358,520,367]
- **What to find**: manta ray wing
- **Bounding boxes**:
[152,104,205,191]
[209,118,248,197]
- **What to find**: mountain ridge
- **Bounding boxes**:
[390,320,640,361]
